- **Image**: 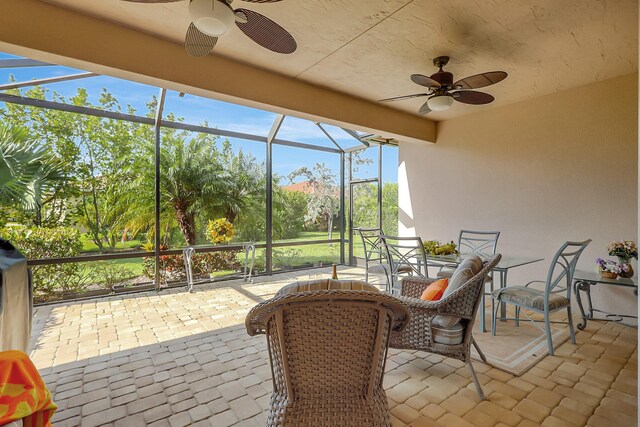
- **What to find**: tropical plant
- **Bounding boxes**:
[128,129,226,245]
[0,124,47,204]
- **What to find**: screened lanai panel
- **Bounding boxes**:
[350,145,379,180]
[272,144,341,265]
[0,96,156,301]
[162,91,278,136]
[272,243,340,272]
[0,55,158,115]
[158,128,267,284]
[276,116,342,149]
[382,145,399,236]
[317,123,366,150]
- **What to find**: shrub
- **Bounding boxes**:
[206,218,235,244]
[0,226,88,300]
[273,248,303,269]
[142,251,240,283]
[89,262,136,291]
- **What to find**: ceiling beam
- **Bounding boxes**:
[0,0,436,145]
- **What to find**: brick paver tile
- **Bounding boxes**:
[527,387,563,408]
[229,395,263,420]
[81,406,127,427]
[209,409,239,427]
[188,404,211,422]
[143,403,173,423]
[391,404,421,424]
[513,398,552,423]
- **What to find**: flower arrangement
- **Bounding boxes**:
[607,240,638,261]
[595,258,630,278]
[423,240,459,256]
[206,218,235,244]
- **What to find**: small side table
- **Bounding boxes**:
[573,271,638,330]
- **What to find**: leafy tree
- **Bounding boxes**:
[382,182,398,235]
[70,89,144,251]
[273,187,308,240]
[289,162,339,240]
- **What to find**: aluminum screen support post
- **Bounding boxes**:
[153,88,167,291]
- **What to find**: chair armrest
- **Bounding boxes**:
[400,277,437,299]
[524,280,545,288]
[396,295,470,319]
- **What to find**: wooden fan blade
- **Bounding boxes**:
[379,93,428,103]
[235,8,296,54]
[185,23,218,57]
[454,71,507,89]
[121,0,183,2]
[418,101,431,115]
[411,74,441,88]
[240,0,283,2]
[454,90,495,105]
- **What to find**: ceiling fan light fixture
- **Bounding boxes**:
[427,94,454,111]
[189,0,235,37]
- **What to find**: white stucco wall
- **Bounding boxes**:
[399,73,638,318]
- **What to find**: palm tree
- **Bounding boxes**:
[127,132,227,246]
[0,123,64,217]
[217,141,264,224]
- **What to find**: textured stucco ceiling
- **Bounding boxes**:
[40,0,638,121]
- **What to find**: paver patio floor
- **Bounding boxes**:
[29,267,637,427]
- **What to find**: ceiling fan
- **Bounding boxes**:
[380,56,507,115]
[121,0,297,57]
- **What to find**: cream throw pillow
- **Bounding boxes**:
[432,254,483,328]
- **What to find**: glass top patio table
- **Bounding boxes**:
[424,253,545,332]
[424,254,544,271]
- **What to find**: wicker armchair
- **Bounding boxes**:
[246,280,410,427]
[389,254,501,400]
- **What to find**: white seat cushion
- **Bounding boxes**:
[432,255,483,328]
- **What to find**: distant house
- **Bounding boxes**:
[282,181,315,195]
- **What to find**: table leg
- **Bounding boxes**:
[574,280,591,330]
[479,282,486,333]
[500,269,507,321]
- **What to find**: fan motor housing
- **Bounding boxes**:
[430,70,453,86]
[189,0,235,37]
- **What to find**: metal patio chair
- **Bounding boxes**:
[491,240,591,356]
[356,228,413,292]
[436,230,500,332]
[436,230,501,278]
[380,234,428,296]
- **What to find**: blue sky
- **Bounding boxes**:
[0,52,398,183]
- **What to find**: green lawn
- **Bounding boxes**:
[80,235,143,253]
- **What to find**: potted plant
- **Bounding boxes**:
[595,258,629,279]
[607,240,637,278]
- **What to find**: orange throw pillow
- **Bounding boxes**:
[420,279,449,301]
